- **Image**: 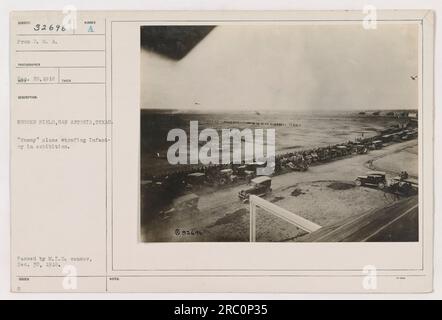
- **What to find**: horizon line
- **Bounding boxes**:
[140,107,418,112]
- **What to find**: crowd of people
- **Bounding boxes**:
[141,125,417,195]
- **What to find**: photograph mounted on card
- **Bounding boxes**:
[10,10,434,293]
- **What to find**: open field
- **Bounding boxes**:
[371,143,418,177]
[140,110,408,177]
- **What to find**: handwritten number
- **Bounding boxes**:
[33,24,66,32]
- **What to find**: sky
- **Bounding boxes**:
[140,23,418,111]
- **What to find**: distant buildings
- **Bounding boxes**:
[408,112,418,119]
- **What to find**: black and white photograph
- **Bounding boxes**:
[5,6,438,296]
[140,24,419,243]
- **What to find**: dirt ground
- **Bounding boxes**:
[141,139,418,242]
[371,143,418,177]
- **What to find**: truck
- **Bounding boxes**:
[238,176,272,203]
[355,171,387,189]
